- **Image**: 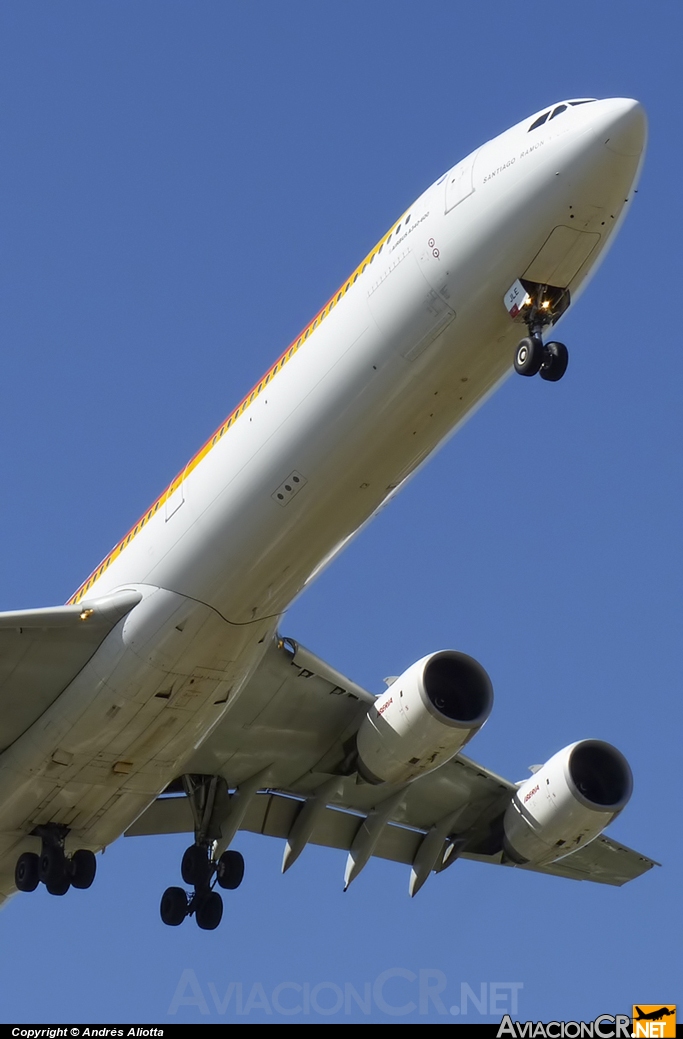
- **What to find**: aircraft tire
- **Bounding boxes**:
[46,874,71,896]
[181,844,210,886]
[160,886,188,926]
[540,341,569,382]
[15,852,40,892]
[39,845,68,888]
[514,336,545,376]
[71,849,97,890]
[195,891,223,930]
[216,850,245,890]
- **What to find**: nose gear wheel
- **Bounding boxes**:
[539,341,569,382]
[514,335,569,382]
[514,336,545,377]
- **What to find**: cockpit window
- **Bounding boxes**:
[529,99,597,131]
[528,111,550,131]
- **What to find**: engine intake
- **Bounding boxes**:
[422,653,491,723]
[567,740,632,809]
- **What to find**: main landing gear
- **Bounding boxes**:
[514,335,569,382]
[160,846,244,930]
[15,825,97,896]
[159,775,244,930]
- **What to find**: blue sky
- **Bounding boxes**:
[0,0,681,1024]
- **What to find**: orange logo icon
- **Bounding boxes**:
[632,1006,676,1039]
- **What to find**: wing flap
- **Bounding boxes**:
[125,790,424,865]
[126,783,656,887]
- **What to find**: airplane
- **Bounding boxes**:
[0,96,657,931]
[634,1009,676,1022]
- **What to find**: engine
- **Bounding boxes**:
[503,740,633,865]
[355,651,494,785]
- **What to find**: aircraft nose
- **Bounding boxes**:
[602,98,647,157]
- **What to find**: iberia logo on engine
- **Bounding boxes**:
[631,1006,676,1038]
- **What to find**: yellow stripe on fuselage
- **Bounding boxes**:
[69,208,414,604]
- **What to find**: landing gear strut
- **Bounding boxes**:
[160,775,244,930]
[14,825,97,896]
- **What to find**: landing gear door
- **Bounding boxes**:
[444,149,478,213]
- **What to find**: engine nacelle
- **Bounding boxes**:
[503,740,633,866]
[356,651,494,784]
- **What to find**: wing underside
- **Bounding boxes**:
[0,589,141,753]
[126,635,657,891]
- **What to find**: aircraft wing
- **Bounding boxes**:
[126,635,658,891]
[0,589,141,753]
[514,833,658,886]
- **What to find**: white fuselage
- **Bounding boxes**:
[0,98,646,895]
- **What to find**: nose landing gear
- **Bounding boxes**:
[505,278,570,383]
